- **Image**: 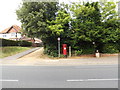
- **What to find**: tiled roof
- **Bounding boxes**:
[0,25,21,34]
[20,37,42,43]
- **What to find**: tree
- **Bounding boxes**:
[16,2,59,49]
[99,1,120,43]
[16,2,58,39]
[16,1,120,56]
[45,3,72,56]
[70,2,103,51]
[16,2,72,56]
[48,4,71,44]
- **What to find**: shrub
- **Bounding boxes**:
[102,43,119,53]
[44,45,58,57]
[18,40,32,47]
[0,38,32,47]
[1,39,17,46]
[60,54,65,58]
[81,48,95,54]
[75,50,82,55]
[117,40,120,51]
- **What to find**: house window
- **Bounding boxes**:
[11,33,15,36]
[3,34,6,37]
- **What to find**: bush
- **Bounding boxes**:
[0,38,32,47]
[75,50,82,55]
[43,40,120,57]
[73,41,95,55]
[101,43,119,53]
[117,40,120,51]
[60,54,65,58]
[44,45,58,57]
[18,40,32,47]
[81,48,95,54]
[1,39,18,46]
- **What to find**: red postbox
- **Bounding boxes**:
[62,44,67,55]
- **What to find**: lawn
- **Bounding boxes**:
[0,46,33,58]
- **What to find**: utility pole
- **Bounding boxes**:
[57,37,60,57]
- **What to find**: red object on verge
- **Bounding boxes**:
[62,44,67,55]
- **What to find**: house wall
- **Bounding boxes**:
[0,33,22,39]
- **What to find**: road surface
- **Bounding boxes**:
[1,65,118,88]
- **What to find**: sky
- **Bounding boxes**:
[0,0,118,31]
[0,0,22,31]
[0,0,83,31]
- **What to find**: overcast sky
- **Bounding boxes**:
[0,0,22,31]
[0,0,96,31]
[0,0,118,31]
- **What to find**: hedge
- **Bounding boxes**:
[42,40,120,57]
[0,38,32,47]
[101,43,119,53]
[44,44,58,57]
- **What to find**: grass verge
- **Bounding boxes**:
[0,46,33,58]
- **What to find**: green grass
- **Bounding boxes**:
[0,46,33,58]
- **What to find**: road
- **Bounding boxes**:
[1,65,118,88]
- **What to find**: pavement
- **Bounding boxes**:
[1,65,118,88]
[0,47,118,66]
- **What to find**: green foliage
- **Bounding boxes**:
[81,48,95,54]
[70,1,119,54]
[71,2,102,44]
[48,10,71,35]
[43,45,58,57]
[100,2,118,22]
[102,43,119,53]
[117,40,120,51]
[1,39,32,47]
[99,2,120,43]
[16,1,120,57]
[16,2,59,57]
[18,40,32,47]
[16,2,58,38]
[60,54,65,58]
[75,50,82,55]
[1,39,18,46]
[71,41,95,55]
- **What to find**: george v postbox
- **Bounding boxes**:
[62,44,67,56]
